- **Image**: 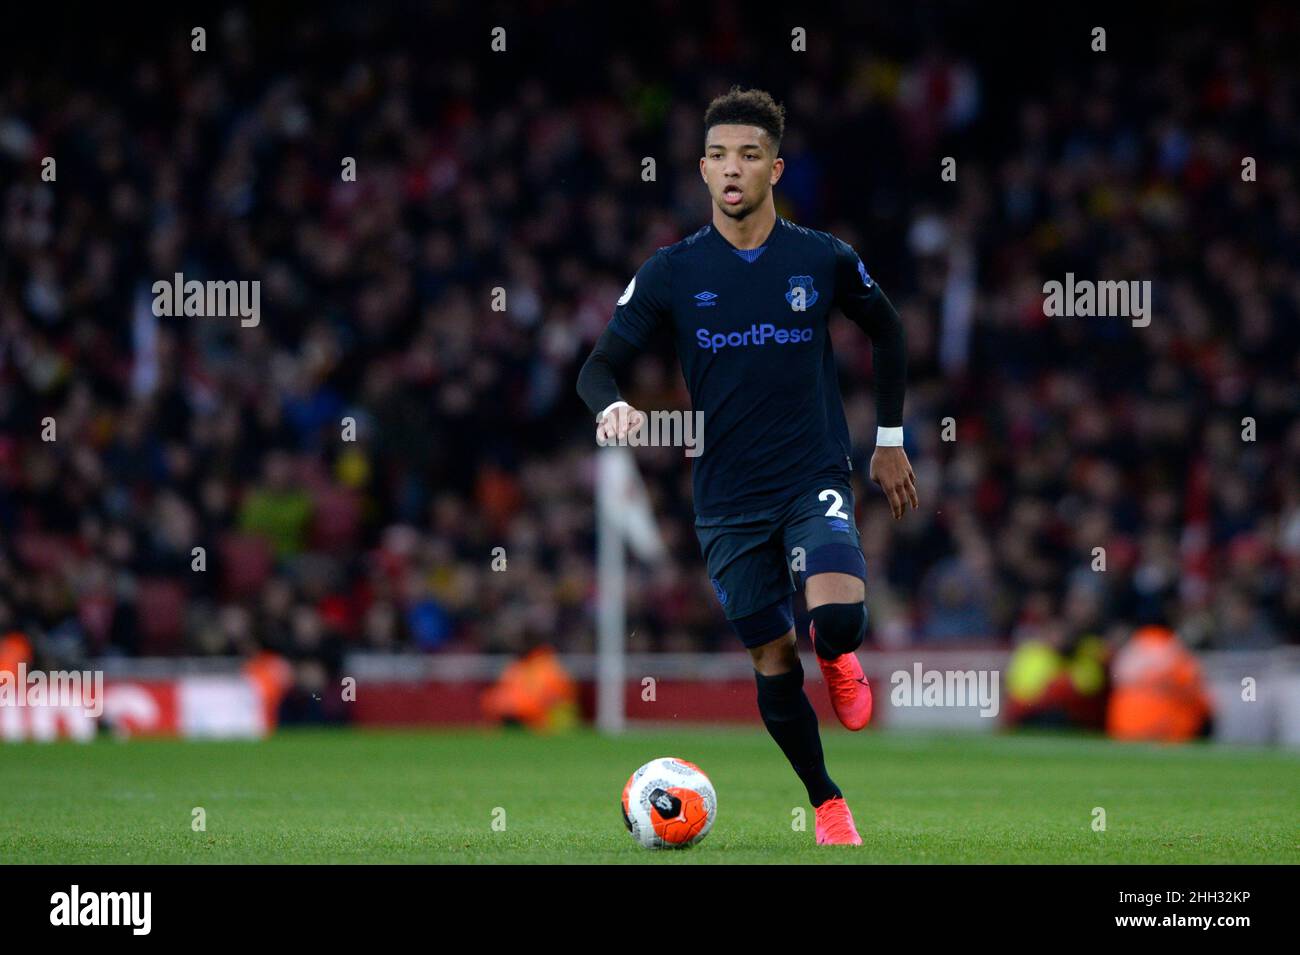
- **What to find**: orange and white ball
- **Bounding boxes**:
[621,757,717,849]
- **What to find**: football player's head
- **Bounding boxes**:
[701,86,785,221]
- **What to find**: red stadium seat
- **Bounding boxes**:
[310,485,362,551]
[294,455,333,494]
[135,578,187,655]
[13,532,76,574]
[218,532,276,599]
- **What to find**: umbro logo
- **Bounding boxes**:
[694,291,718,307]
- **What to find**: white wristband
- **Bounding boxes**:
[876,426,904,447]
[597,400,630,422]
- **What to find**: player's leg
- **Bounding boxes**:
[774,487,869,844]
[736,605,844,814]
[805,570,873,730]
[785,484,873,730]
[747,621,800,675]
[695,519,845,819]
[738,603,863,846]
[806,571,866,657]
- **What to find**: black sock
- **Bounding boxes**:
[755,662,841,807]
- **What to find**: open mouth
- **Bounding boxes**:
[722,185,743,205]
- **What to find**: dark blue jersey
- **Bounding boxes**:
[607,216,891,519]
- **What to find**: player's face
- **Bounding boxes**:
[700,125,783,220]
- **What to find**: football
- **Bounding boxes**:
[620,756,717,849]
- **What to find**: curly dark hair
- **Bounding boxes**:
[703,86,786,155]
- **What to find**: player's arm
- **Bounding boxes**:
[833,239,918,520]
[577,326,645,442]
[576,251,671,443]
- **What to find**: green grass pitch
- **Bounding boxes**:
[2,727,1296,864]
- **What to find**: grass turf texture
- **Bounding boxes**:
[2,727,1296,864]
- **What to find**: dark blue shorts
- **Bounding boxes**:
[694,482,867,648]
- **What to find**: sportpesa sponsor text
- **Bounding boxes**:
[696,323,814,353]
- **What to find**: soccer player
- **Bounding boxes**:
[576,87,918,845]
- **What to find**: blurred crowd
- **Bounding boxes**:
[1,3,1297,674]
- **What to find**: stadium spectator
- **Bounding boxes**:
[0,4,1296,678]
[1106,625,1214,742]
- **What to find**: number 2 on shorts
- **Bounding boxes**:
[819,488,848,520]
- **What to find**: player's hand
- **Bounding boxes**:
[596,402,645,445]
[869,445,919,520]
